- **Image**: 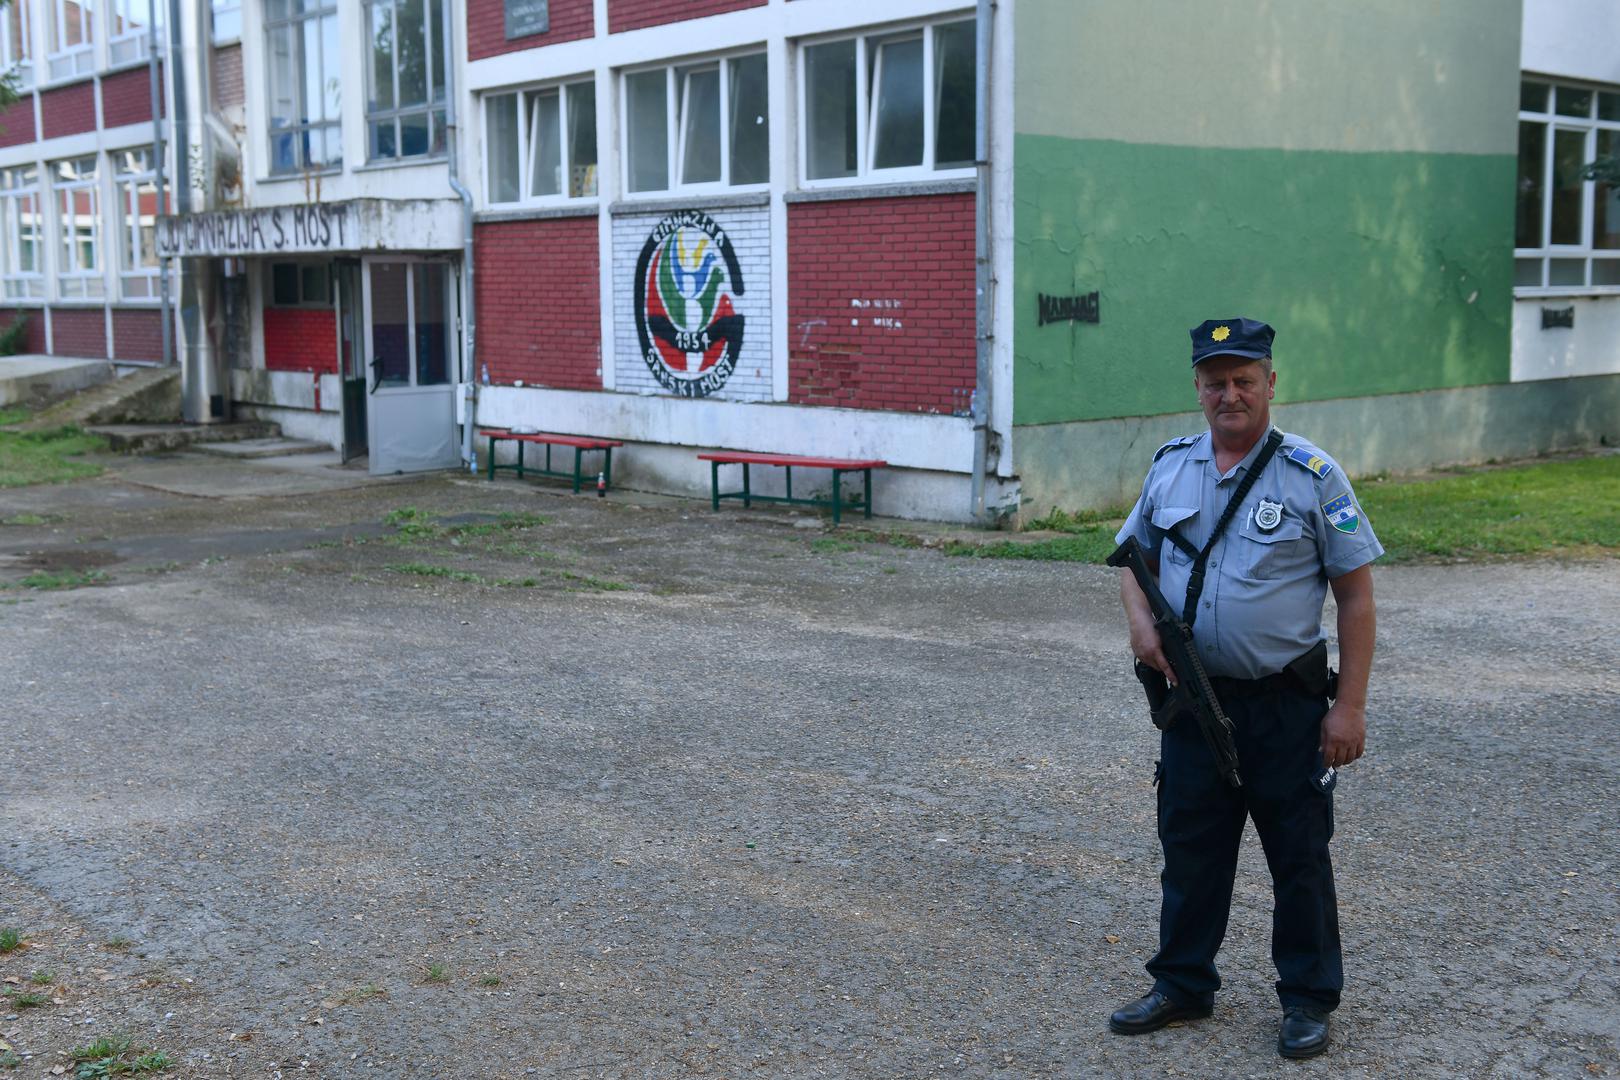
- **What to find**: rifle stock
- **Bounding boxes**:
[1107,537,1243,788]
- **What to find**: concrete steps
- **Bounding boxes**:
[191,437,331,459]
[15,366,181,431]
[89,421,282,453]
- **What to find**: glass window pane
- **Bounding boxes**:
[371,118,396,160]
[1550,128,1586,245]
[413,264,449,386]
[528,88,561,196]
[626,69,668,193]
[1516,120,1545,249]
[934,21,975,169]
[567,82,598,197]
[431,108,446,156]
[369,1,394,112]
[272,263,299,304]
[805,39,856,179]
[1600,91,1620,122]
[370,262,409,386]
[1596,129,1619,251]
[871,37,923,170]
[396,0,426,107]
[1519,81,1548,112]
[321,123,343,169]
[1593,260,1620,286]
[487,93,519,202]
[430,0,445,102]
[679,66,720,185]
[301,15,322,125]
[400,110,430,157]
[300,264,328,303]
[728,54,768,185]
[1548,257,1585,286]
[1555,86,1593,118]
[320,13,340,123]
[267,24,296,129]
[1513,258,1542,287]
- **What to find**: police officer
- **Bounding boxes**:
[1107,318,1381,1060]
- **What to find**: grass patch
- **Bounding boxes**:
[809,538,858,554]
[5,991,48,1008]
[328,982,387,1006]
[560,571,630,592]
[385,563,486,584]
[1359,455,1620,561]
[423,963,449,983]
[384,507,545,547]
[0,416,107,489]
[2,512,50,526]
[30,970,54,985]
[4,569,108,591]
[104,935,134,951]
[68,1034,170,1076]
[478,974,501,987]
[0,928,21,953]
[946,532,1119,564]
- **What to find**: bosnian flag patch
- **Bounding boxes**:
[1322,492,1360,534]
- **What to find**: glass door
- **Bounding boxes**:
[335,259,366,462]
[363,259,460,474]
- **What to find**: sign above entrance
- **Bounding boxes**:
[156,199,464,259]
[504,0,548,39]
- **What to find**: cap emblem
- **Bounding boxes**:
[1211,325,1231,342]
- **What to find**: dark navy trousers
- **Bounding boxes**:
[1148,687,1342,1012]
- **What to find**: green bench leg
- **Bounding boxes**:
[573,447,584,494]
[785,467,793,503]
[486,436,496,480]
[742,463,751,509]
[516,440,525,479]
[864,469,873,519]
[832,470,843,525]
[710,460,720,511]
[603,449,613,491]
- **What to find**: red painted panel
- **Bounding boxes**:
[787,193,976,414]
[474,217,600,391]
[264,307,337,373]
[0,308,48,354]
[102,65,164,129]
[0,97,37,148]
[49,308,108,358]
[112,308,165,361]
[608,0,764,33]
[469,0,592,60]
[40,82,96,139]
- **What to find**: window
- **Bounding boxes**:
[114,148,164,300]
[53,156,102,300]
[268,261,330,306]
[1516,78,1620,292]
[47,0,94,80]
[2,0,33,88]
[109,0,162,66]
[265,0,341,174]
[365,0,448,162]
[622,52,768,195]
[485,80,597,204]
[801,19,975,184]
[0,166,45,301]
[211,0,240,43]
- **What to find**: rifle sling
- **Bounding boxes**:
[1167,428,1285,627]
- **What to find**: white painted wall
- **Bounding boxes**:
[1522,0,1620,82]
[1511,296,1620,379]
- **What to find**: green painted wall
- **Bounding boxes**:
[1011,0,1522,427]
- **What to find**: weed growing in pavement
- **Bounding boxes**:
[1,512,50,525]
[0,928,20,952]
[479,975,501,987]
[0,421,108,488]
[3,569,107,591]
[29,970,53,984]
[104,935,134,950]
[5,990,47,1007]
[424,963,449,983]
[329,983,387,1005]
[560,572,629,591]
[385,563,486,584]
[68,1034,171,1076]
[385,507,546,548]
[0,1048,22,1068]
[809,538,858,554]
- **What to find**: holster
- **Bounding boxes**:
[1284,640,1339,700]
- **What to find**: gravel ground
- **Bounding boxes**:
[1,463,1616,1079]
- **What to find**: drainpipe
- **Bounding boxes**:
[969,0,994,524]
[148,5,172,369]
[443,0,477,473]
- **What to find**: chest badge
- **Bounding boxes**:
[1254,499,1285,533]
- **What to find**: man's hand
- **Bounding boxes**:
[1119,567,1176,684]
[1319,701,1366,768]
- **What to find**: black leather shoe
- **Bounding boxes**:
[1108,990,1212,1035]
[1278,1006,1330,1059]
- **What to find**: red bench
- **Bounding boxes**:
[479,428,623,494]
[697,451,888,525]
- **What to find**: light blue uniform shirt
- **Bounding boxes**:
[1115,427,1383,680]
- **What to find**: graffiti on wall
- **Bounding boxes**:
[632,210,747,399]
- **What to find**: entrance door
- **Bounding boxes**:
[335,260,366,463]
[364,259,460,475]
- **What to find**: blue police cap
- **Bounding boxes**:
[1189,317,1275,367]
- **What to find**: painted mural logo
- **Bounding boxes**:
[633,210,745,398]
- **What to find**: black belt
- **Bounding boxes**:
[1207,671,1300,700]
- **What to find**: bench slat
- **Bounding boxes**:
[479,429,623,449]
[698,452,887,470]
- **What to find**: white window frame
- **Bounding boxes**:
[108,0,162,67]
[482,77,598,207]
[264,0,341,175]
[0,165,46,302]
[364,0,449,163]
[113,147,163,302]
[46,0,95,81]
[1,0,35,89]
[210,0,240,44]
[1515,76,1620,297]
[52,154,103,301]
[797,17,976,190]
[619,49,769,197]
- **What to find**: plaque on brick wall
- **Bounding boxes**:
[505,0,549,39]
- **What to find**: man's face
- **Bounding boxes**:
[1194,355,1276,444]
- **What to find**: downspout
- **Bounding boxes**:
[148,6,172,368]
[970,0,994,523]
[443,0,477,473]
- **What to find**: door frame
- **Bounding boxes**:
[361,255,462,475]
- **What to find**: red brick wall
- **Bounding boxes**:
[112,309,165,362]
[264,307,337,373]
[212,45,243,109]
[102,65,164,128]
[475,217,600,390]
[469,0,592,60]
[41,82,96,139]
[0,308,48,354]
[50,308,108,358]
[0,97,36,148]
[788,193,976,414]
[608,0,764,33]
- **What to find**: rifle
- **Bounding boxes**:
[1106,536,1242,788]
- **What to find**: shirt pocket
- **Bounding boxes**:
[1236,516,1311,579]
[1151,505,1198,564]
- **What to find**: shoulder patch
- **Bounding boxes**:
[1322,492,1360,534]
[1153,436,1197,462]
[1285,446,1334,480]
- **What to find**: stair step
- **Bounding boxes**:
[89,421,281,453]
[192,437,331,459]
